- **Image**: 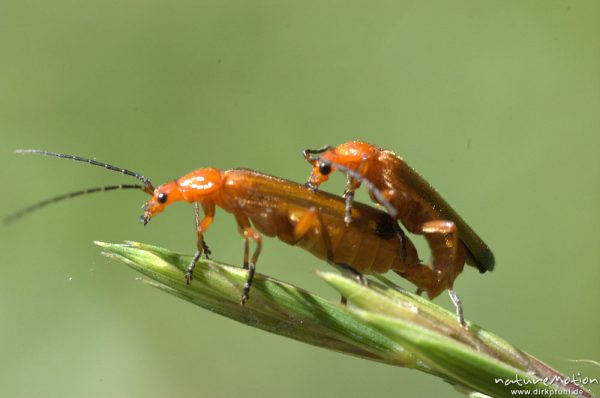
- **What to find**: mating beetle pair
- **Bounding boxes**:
[6,142,494,326]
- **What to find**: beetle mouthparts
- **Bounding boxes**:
[305,181,318,192]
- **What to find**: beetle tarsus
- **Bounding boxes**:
[392,221,408,261]
[240,262,256,305]
[448,289,466,327]
[201,238,212,259]
[186,250,202,284]
[336,263,367,285]
[343,190,354,225]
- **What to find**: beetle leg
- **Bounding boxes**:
[234,212,262,305]
[186,202,215,284]
[242,234,250,270]
[292,207,318,239]
[395,263,439,296]
[292,207,335,261]
[392,220,409,261]
[240,228,262,305]
[342,187,355,225]
[334,263,367,306]
[341,157,370,225]
[448,289,466,327]
[194,203,212,259]
[338,155,368,225]
[335,263,367,285]
[342,167,362,225]
[359,184,408,261]
[420,220,460,290]
[419,220,467,326]
[201,238,212,259]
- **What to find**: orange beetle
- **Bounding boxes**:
[304,141,495,325]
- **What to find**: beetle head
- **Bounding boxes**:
[141,181,183,225]
[141,168,223,225]
[303,141,377,190]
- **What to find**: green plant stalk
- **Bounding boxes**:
[97,241,594,398]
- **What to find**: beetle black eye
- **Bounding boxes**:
[318,162,332,176]
[157,193,167,204]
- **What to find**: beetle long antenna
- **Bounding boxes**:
[15,149,155,193]
[3,184,144,225]
[303,145,332,162]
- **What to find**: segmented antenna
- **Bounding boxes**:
[303,145,332,160]
[3,184,144,224]
[5,150,156,224]
[14,149,155,193]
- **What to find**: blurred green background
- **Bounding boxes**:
[1,1,598,397]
